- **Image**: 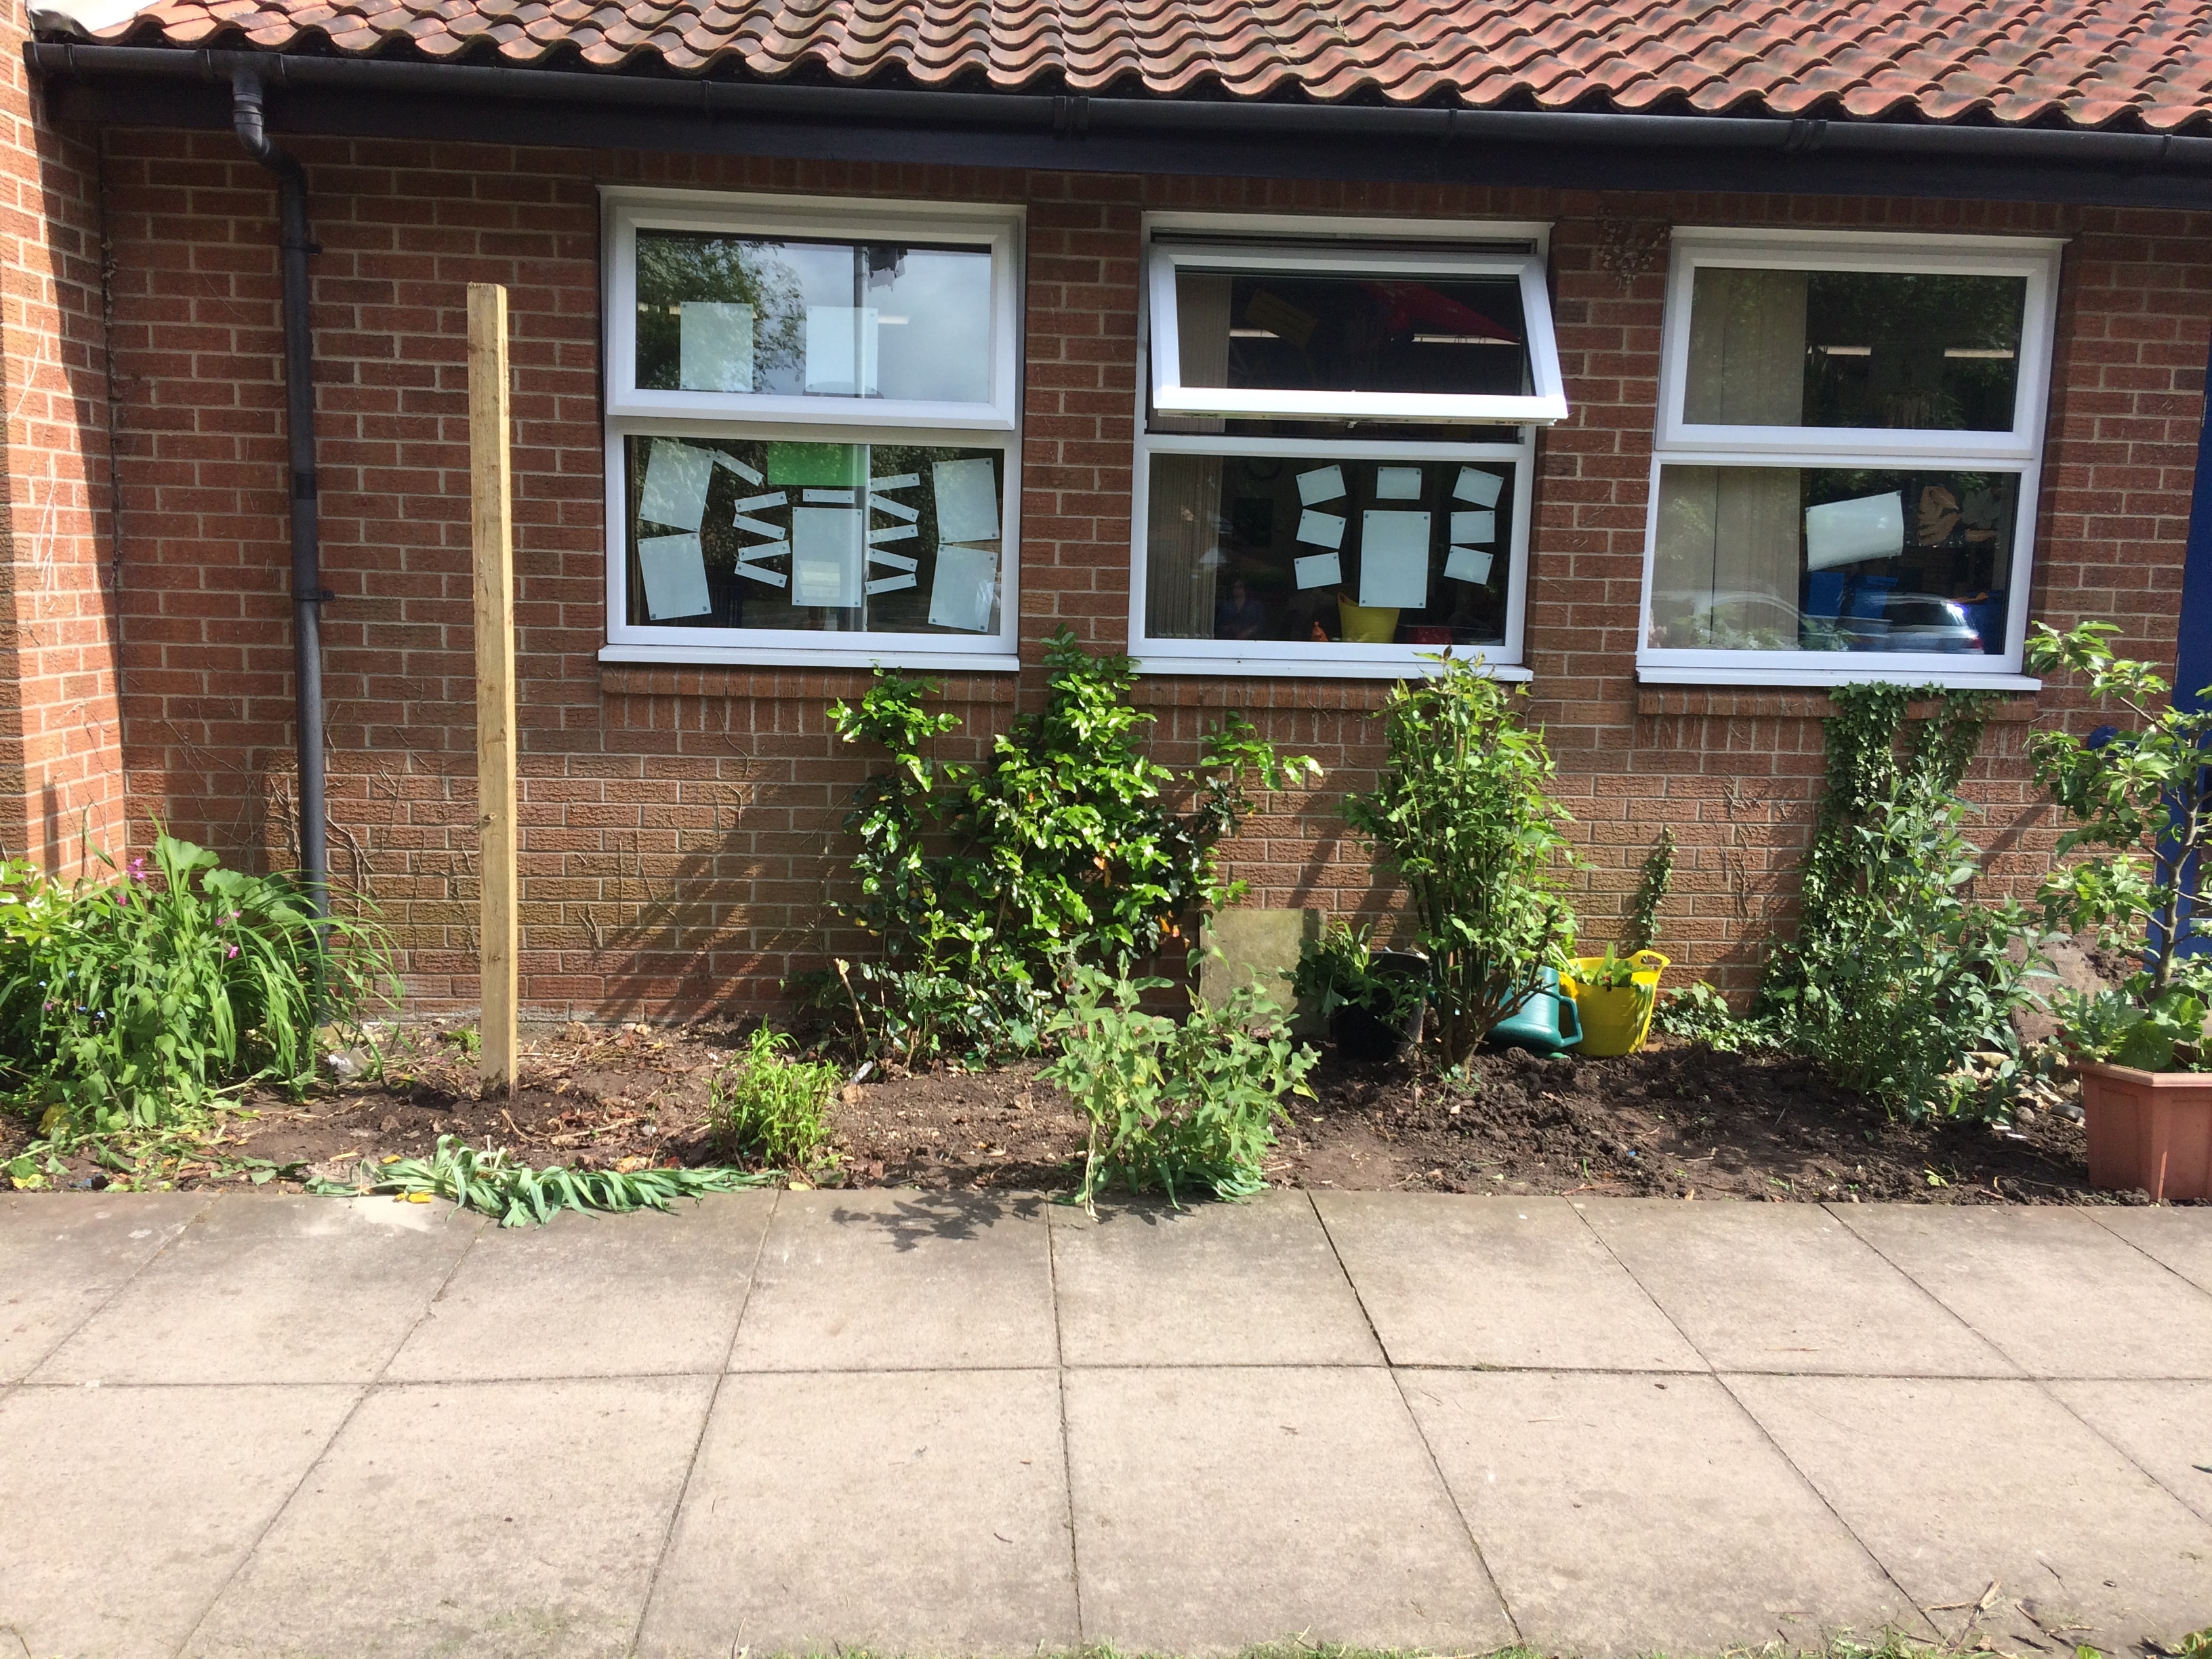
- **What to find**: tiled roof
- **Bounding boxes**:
[85,0,2212,131]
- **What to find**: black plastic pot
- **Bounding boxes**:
[1328,949,1431,1063]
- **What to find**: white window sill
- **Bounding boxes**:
[1134,653,1531,681]
[1637,661,2039,691]
[598,642,1021,673]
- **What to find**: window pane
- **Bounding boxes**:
[634,231,992,403]
[622,435,1004,637]
[1648,465,2018,653]
[1172,268,1532,399]
[1145,453,1514,649]
[1683,267,2026,431]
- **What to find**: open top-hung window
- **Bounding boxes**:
[1133,215,1565,677]
[601,189,1023,670]
[1641,228,2062,687]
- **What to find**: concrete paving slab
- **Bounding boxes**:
[0,1382,355,1659]
[728,1189,1056,1371]
[386,1192,773,1380]
[186,1375,712,1659]
[1403,1370,1920,1656]
[638,1368,1076,1658]
[2093,1206,2212,1296]
[0,1191,208,1382]
[1314,1193,1705,1370]
[1065,1366,1515,1653]
[34,1194,483,1385]
[1731,1374,2212,1652]
[1580,1200,2016,1376]
[2047,1380,2212,1524]
[1050,1192,1381,1367]
[1837,1206,2212,1377]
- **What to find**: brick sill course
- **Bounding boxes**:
[1635,688,2037,721]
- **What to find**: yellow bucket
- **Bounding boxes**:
[1338,596,1400,643]
[1561,951,1668,1057]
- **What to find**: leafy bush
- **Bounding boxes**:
[1340,656,1575,1064]
[709,1026,841,1166]
[821,632,1318,1063]
[1654,981,1776,1052]
[1758,685,2046,1118]
[1290,920,1424,1027]
[0,831,394,1134]
[307,1135,768,1227]
[1042,964,1317,1209]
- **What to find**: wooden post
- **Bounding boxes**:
[469,283,518,1094]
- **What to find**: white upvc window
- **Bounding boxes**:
[598,188,1025,671]
[1639,227,2064,688]
[1130,212,1561,679]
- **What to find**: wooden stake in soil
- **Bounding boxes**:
[468,282,518,1095]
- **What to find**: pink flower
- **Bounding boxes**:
[224,944,239,959]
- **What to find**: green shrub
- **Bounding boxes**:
[0,830,394,1134]
[820,632,1318,1063]
[708,1027,841,1167]
[1654,981,1776,1052]
[1759,685,2045,1119]
[1340,656,1575,1064]
[1290,920,1423,1027]
[1042,964,1317,1209]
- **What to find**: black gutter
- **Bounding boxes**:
[228,64,327,920]
[30,41,2212,179]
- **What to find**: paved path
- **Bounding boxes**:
[3,1189,2210,1659]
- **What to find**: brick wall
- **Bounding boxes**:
[0,5,123,874]
[86,131,2212,1015]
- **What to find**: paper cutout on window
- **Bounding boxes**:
[930,544,998,632]
[804,306,879,396]
[804,488,857,505]
[640,440,714,531]
[1449,510,1496,546]
[712,451,762,485]
[870,494,920,522]
[792,506,864,607]
[737,538,789,557]
[1805,492,1905,572]
[678,302,754,393]
[733,513,785,539]
[871,472,921,492]
[869,525,918,546]
[1296,465,1346,506]
[1294,552,1343,590]
[1360,511,1431,609]
[868,550,919,572]
[1376,467,1423,501]
[1445,546,1494,586]
[1296,510,1345,550]
[933,458,1001,544]
[637,532,712,619]
[733,558,787,589]
[732,491,787,514]
[864,573,918,596]
[1453,467,1504,508]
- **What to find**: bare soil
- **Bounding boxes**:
[3,1017,2157,1204]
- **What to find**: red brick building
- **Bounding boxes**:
[4,0,2211,1016]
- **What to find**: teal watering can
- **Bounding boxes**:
[1485,966,1582,1057]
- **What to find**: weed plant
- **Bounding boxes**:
[1623,826,1675,954]
[1654,981,1777,1053]
[308,1134,769,1226]
[709,1026,842,1167]
[0,830,395,1136]
[1042,964,1317,1210]
[1341,655,1576,1064]
[819,632,1317,1063]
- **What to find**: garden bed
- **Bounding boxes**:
[3,1017,2146,1204]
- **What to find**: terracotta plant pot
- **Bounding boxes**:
[2074,1059,2212,1201]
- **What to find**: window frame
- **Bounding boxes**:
[1129,211,1553,681]
[598,187,1025,672]
[1639,226,2066,689]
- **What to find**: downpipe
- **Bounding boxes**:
[230,66,328,920]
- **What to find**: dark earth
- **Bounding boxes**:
[5,1015,2156,1204]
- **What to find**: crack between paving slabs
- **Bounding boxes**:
[1045,1202,1089,1645]
[15,1190,219,1387]
[1306,1189,1528,1646]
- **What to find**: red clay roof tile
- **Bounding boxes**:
[84,0,2212,129]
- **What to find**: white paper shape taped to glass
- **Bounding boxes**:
[1454,467,1504,508]
[1297,510,1345,550]
[1296,465,1346,506]
[638,532,712,619]
[804,306,880,396]
[930,544,998,632]
[1445,546,1494,586]
[678,302,754,393]
[1375,467,1423,501]
[1805,492,1906,571]
[932,458,1000,544]
[1450,509,1496,546]
[1360,510,1431,609]
[792,506,865,607]
[640,439,716,532]
[1294,552,1343,590]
